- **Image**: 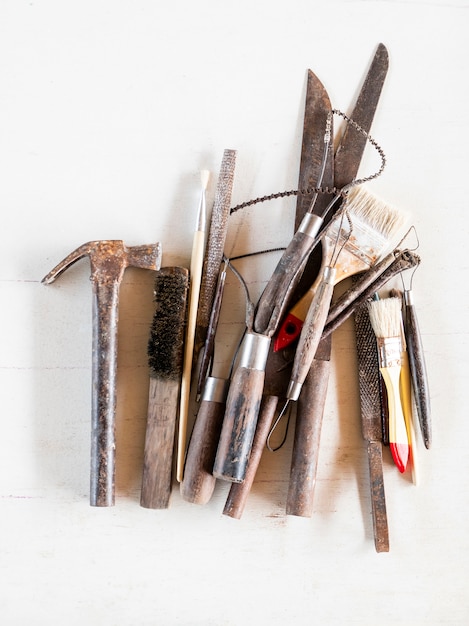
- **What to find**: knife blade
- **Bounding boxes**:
[276,42,390,350]
[219,68,334,503]
[214,69,334,484]
[286,44,391,528]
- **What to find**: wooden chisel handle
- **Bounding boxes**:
[253,214,323,335]
[288,267,335,401]
[286,341,330,517]
[141,377,179,509]
[404,289,431,449]
[223,395,279,519]
[180,378,228,505]
[213,333,270,483]
[367,441,390,552]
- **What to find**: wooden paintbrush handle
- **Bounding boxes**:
[288,267,335,401]
[380,365,409,473]
[140,377,179,509]
[404,290,431,448]
[254,214,323,335]
[223,395,279,519]
[180,378,227,505]
[286,344,330,517]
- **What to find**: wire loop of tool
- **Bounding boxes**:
[266,399,292,452]
[229,108,387,215]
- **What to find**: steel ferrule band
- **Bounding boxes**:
[239,332,271,370]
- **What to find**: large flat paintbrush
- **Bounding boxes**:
[140,266,189,509]
[368,296,410,473]
[282,186,408,406]
[275,185,407,351]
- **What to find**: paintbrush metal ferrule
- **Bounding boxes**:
[376,335,402,368]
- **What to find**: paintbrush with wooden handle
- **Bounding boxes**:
[177,170,210,482]
[140,266,189,509]
[368,296,409,473]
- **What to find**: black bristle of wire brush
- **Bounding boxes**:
[147,267,189,380]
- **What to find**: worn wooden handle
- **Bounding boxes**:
[367,441,390,553]
[180,382,227,505]
[140,377,179,509]
[404,294,431,449]
[213,367,266,483]
[223,395,279,519]
[289,269,335,400]
[286,357,329,517]
[254,219,322,335]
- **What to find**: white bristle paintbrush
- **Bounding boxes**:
[368,296,410,473]
[275,184,408,351]
[277,186,409,413]
[177,169,210,482]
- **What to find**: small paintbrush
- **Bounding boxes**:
[140,266,189,509]
[368,296,409,473]
[177,170,210,482]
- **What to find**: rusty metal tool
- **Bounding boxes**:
[354,299,390,551]
[286,44,391,519]
[213,69,335,485]
[42,240,162,506]
[221,67,334,508]
[195,149,237,363]
[181,261,229,504]
[402,277,431,448]
[222,249,419,518]
[275,42,390,351]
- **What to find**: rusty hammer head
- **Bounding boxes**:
[42,240,162,285]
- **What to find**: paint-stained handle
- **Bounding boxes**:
[180,378,228,505]
[213,366,266,483]
[404,291,431,448]
[254,214,323,335]
[286,355,330,517]
[288,267,336,401]
[223,395,279,519]
[213,333,270,483]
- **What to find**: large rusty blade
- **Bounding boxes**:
[295,69,335,227]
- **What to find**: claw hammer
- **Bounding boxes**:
[43,240,162,506]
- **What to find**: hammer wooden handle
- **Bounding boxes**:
[223,395,279,519]
[180,381,227,504]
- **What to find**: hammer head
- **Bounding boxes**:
[42,240,162,285]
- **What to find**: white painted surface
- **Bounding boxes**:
[1,1,468,624]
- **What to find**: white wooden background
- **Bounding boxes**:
[1,1,468,624]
